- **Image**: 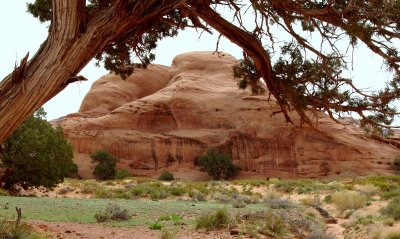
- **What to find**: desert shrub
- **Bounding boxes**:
[94,203,131,222]
[265,189,282,200]
[386,231,400,239]
[264,198,294,209]
[300,197,317,207]
[259,211,287,237]
[323,195,332,203]
[197,149,240,180]
[81,180,102,194]
[169,186,186,196]
[1,108,77,189]
[91,150,117,180]
[194,192,207,201]
[381,196,400,220]
[212,192,231,204]
[231,198,246,208]
[158,171,174,181]
[195,208,229,230]
[331,191,367,212]
[114,168,132,180]
[356,184,379,197]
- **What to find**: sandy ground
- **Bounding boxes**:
[31,220,238,239]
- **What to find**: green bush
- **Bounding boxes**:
[0,108,77,189]
[158,171,174,181]
[94,203,131,222]
[114,168,132,180]
[91,150,117,180]
[195,208,229,230]
[331,191,367,212]
[197,149,240,180]
[381,196,400,220]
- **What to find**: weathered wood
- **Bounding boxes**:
[0,0,184,143]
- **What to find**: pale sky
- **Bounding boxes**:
[0,1,395,121]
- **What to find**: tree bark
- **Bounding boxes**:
[0,0,183,143]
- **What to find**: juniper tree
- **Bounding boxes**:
[1,0,400,143]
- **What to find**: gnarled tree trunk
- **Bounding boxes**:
[0,0,182,143]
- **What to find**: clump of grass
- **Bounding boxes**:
[149,222,163,230]
[0,207,46,239]
[381,196,400,220]
[331,191,367,213]
[195,208,229,230]
[259,211,287,238]
[94,203,131,222]
[158,171,174,181]
[0,219,45,239]
[300,196,321,207]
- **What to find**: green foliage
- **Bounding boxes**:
[26,0,51,22]
[195,208,229,230]
[91,150,117,180]
[94,203,131,222]
[197,149,240,180]
[149,222,163,230]
[0,219,45,239]
[381,196,400,220]
[0,108,77,189]
[158,171,174,181]
[114,168,132,180]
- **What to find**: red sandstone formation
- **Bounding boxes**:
[59,52,399,179]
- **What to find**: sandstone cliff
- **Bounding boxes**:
[59,52,399,179]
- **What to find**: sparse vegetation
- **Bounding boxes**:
[197,149,240,180]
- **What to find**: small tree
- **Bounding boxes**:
[91,150,116,180]
[0,108,77,189]
[197,149,240,180]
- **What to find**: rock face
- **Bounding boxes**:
[59,52,399,179]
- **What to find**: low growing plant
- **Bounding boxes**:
[94,203,131,222]
[195,208,229,230]
[331,191,367,213]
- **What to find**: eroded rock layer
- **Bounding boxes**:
[59,52,399,179]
